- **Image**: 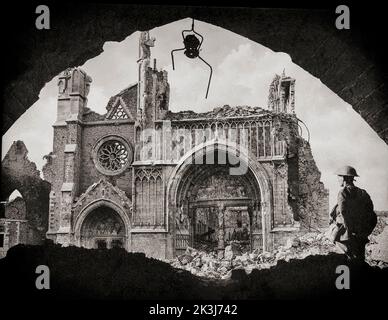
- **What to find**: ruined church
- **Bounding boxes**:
[3,31,329,260]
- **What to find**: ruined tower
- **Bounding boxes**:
[137,31,170,128]
[268,70,296,114]
[47,68,92,244]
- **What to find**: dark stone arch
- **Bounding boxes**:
[2,4,387,144]
[167,141,273,255]
[79,205,127,250]
[74,199,131,250]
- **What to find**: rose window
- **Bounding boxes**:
[97,140,129,173]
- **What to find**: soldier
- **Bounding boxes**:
[328,166,377,260]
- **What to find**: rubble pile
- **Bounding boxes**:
[171,233,341,280]
[171,226,388,279]
[165,105,269,120]
[366,215,388,267]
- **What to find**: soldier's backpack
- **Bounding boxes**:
[356,189,377,238]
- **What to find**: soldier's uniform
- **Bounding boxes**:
[330,166,377,260]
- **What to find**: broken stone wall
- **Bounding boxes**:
[271,162,295,227]
[144,67,169,127]
[4,197,26,220]
[288,138,329,231]
[103,83,138,122]
[1,141,50,245]
[270,116,301,230]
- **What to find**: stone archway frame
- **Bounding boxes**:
[166,139,274,252]
[73,199,131,250]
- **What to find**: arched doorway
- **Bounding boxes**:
[189,164,260,253]
[79,205,126,250]
[168,141,273,256]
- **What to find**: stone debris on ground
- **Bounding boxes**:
[366,215,388,267]
[170,218,388,279]
[171,233,339,280]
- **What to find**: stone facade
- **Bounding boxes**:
[42,31,329,260]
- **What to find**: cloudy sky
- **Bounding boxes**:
[2,18,388,210]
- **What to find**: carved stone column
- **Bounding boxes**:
[188,206,194,247]
[261,200,269,252]
[162,120,172,161]
[247,205,254,252]
[217,204,226,259]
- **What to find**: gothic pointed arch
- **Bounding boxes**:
[72,179,132,228]
[167,140,274,254]
[74,199,131,250]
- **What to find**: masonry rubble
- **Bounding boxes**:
[171,233,336,280]
[170,216,388,280]
[367,213,388,265]
[165,105,269,120]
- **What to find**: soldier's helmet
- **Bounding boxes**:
[335,165,359,177]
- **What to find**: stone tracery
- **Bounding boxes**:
[97,140,129,172]
[92,136,133,176]
[110,104,129,120]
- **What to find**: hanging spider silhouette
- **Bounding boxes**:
[171,18,213,99]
